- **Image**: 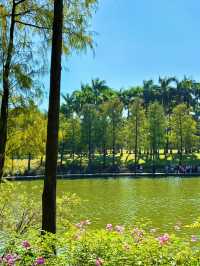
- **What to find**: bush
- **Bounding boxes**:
[0,182,81,233]
[1,222,200,265]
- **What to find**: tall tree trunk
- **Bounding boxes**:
[103,143,106,169]
[79,152,83,170]
[40,156,43,167]
[42,0,63,234]
[134,111,138,172]
[72,119,75,162]
[112,117,116,169]
[165,113,171,158]
[0,2,16,180]
[179,115,183,166]
[88,114,92,172]
[11,153,14,174]
[27,153,31,172]
[152,144,156,174]
[60,141,64,166]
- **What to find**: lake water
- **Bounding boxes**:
[19,177,200,235]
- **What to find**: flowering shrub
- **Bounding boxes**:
[1,222,200,265]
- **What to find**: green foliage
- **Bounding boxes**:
[0,181,81,234]
[147,102,166,157]
[4,75,200,174]
[170,104,197,152]
[5,103,47,174]
[126,98,147,160]
[57,77,200,172]
[1,223,200,265]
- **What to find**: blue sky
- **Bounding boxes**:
[43,0,200,107]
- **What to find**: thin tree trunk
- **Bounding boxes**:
[42,0,63,234]
[103,143,106,169]
[72,119,75,162]
[27,153,31,172]
[60,141,64,166]
[79,152,83,170]
[112,117,116,169]
[152,144,156,174]
[88,114,92,172]
[127,105,130,119]
[165,113,171,158]
[11,153,14,174]
[134,111,138,172]
[179,115,183,165]
[0,2,16,180]
[40,156,43,166]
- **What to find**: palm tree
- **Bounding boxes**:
[192,81,200,116]
[61,93,74,118]
[143,80,158,111]
[91,78,107,105]
[158,77,176,156]
[118,87,143,118]
[174,77,193,108]
[158,76,176,114]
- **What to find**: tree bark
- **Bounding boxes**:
[40,156,43,166]
[103,143,106,169]
[112,115,116,169]
[0,1,16,180]
[134,111,138,172]
[88,112,92,172]
[11,153,14,173]
[27,153,31,172]
[72,119,75,162]
[60,141,64,166]
[42,0,63,234]
[179,114,183,166]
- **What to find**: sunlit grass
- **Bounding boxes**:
[4,150,200,175]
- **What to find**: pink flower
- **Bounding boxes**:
[95,258,103,266]
[132,228,144,242]
[35,257,45,265]
[106,224,113,231]
[22,240,31,249]
[75,220,91,229]
[157,233,170,245]
[191,235,198,242]
[4,254,20,266]
[115,225,124,234]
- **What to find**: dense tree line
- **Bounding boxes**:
[3,76,200,175]
[57,77,199,171]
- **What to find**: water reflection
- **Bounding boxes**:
[20,177,200,235]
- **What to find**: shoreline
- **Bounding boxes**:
[3,172,200,181]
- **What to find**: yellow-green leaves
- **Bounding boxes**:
[0,4,7,50]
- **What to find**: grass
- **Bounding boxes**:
[4,159,42,176]
[4,150,200,175]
